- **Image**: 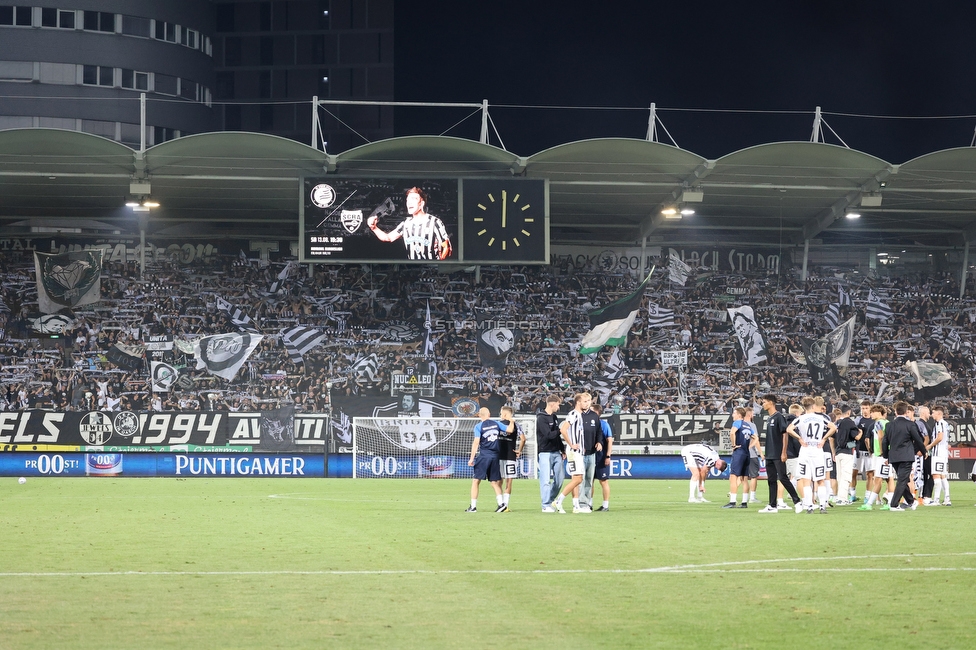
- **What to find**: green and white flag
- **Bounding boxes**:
[578,270,653,355]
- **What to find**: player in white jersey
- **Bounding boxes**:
[367,187,453,260]
[552,392,590,513]
[787,396,837,514]
[926,405,952,506]
[681,443,728,503]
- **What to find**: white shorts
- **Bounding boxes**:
[566,450,585,476]
[797,448,826,482]
[873,457,891,479]
[932,455,949,476]
[856,451,871,472]
[681,451,696,473]
[823,452,834,472]
[499,459,518,480]
[786,458,799,480]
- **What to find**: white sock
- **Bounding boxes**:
[777,500,787,507]
[884,492,893,504]
[471,499,477,509]
[555,495,565,505]
[603,500,609,508]
[817,486,827,507]
[933,481,942,502]
[749,491,756,500]
[690,479,699,500]
[849,488,856,498]
[943,478,950,500]
[572,498,580,508]
[503,493,510,506]
[867,492,876,505]
[802,486,813,507]
[496,494,504,506]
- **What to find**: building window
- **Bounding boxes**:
[225,37,242,66]
[215,4,234,32]
[215,72,234,99]
[225,105,242,131]
[58,10,74,29]
[260,37,273,66]
[318,1,330,29]
[259,71,272,98]
[0,7,12,25]
[179,79,197,101]
[84,11,114,33]
[82,65,114,87]
[153,126,177,144]
[121,69,149,91]
[259,2,272,31]
[154,73,178,96]
[121,15,151,38]
[318,70,330,97]
[15,5,31,26]
[41,8,57,27]
[259,105,274,130]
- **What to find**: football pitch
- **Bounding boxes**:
[2,477,975,649]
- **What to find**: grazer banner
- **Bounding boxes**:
[302,178,459,263]
[0,411,328,450]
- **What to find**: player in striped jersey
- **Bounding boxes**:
[681,443,728,503]
[367,187,452,260]
[926,405,952,506]
[787,396,837,514]
[552,392,590,513]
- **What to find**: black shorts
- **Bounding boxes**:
[473,454,501,481]
[730,450,749,477]
[594,453,610,481]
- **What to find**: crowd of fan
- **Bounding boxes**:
[0,247,974,417]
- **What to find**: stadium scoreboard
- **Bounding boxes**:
[300,178,549,264]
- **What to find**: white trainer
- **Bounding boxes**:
[758,505,778,514]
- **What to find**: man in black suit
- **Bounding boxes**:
[881,401,926,511]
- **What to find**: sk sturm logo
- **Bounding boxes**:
[310,183,336,209]
[113,411,140,438]
[598,250,618,271]
[340,209,363,234]
[383,320,423,343]
[79,411,114,445]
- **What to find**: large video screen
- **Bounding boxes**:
[302,179,459,263]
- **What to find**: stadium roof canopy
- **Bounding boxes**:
[2,128,976,252]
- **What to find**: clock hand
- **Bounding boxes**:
[501,190,507,228]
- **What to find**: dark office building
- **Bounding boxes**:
[0,1,393,151]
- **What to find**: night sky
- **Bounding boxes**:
[394,2,976,163]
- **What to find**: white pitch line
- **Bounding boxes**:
[3,552,976,578]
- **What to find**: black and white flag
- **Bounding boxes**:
[351,353,380,384]
[281,325,327,364]
[193,332,264,381]
[906,360,953,401]
[477,310,523,370]
[646,303,676,328]
[866,290,894,323]
[727,305,769,366]
[150,361,179,392]
[838,285,853,307]
[423,300,435,357]
[259,403,295,451]
[215,296,257,332]
[668,249,692,286]
[268,260,296,295]
[824,303,840,330]
[106,342,145,372]
[29,312,74,334]
[34,250,102,314]
[946,328,963,353]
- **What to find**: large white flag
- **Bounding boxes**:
[193,332,264,381]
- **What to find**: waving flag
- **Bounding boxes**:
[34,250,102,313]
[194,332,263,381]
[281,325,327,364]
[579,272,652,355]
[866,290,894,323]
[646,303,676,328]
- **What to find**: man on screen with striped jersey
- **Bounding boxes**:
[367,186,452,260]
[466,407,514,513]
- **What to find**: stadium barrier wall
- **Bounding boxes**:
[2,453,972,480]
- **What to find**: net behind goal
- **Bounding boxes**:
[352,416,537,479]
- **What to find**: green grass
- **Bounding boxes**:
[2,477,976,649]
